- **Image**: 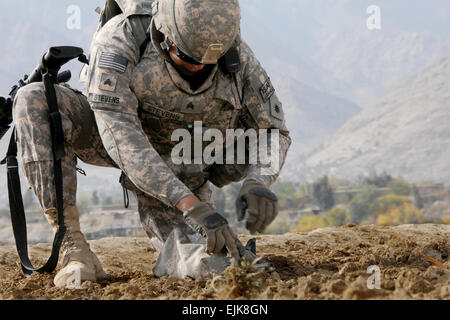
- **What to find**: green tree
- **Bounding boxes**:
[387,179,412,196]
[362,172,393,188]
[293,214,327,232]
[271,181,298,210]
[376,203,423,226]
[102,195,113,206]
[91,190,100,206]
[312,176,335,211]
[264,213,291,234]
[324,208,350,227]
[349,185,382,224]
[442,214,450,225]
[412,185,424,209]
[292,182,315,209]
[376,194,412,214]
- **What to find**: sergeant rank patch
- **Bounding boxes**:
[98,52,129,73]
[260,78,275,102]
[99,73,118,92]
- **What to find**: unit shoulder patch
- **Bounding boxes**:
[259,78,275,103]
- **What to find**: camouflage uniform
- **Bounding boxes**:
[13,0,291,252]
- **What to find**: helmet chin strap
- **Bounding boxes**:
[171,61,199,78]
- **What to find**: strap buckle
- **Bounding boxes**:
[5,155,18,170]
[160,38,173,51]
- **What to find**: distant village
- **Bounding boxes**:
[0,174,449,243]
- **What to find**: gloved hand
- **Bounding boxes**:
[184,202,241,261]
[0,97,13,127]
[236,180,279,234]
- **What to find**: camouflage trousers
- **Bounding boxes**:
[13,82,214,251]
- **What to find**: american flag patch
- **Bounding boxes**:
[98,52,129,73]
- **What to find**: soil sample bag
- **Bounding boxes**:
[153,228,231,279]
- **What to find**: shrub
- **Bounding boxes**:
[375,194,412,214]
[376,203,424,226]
[264,213,292,234]
[412,185,424,209]
[442,214,450,225]
[91,190,100,206]
[312,176,335,211]
[293,214,327,232]
[324,208,350,227]
[387,179,412,196]
[362,172,393,188]
[349,185,382,223]
[271,181,299,210]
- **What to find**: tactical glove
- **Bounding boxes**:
[184,202,240,260]
[236,181,279,234]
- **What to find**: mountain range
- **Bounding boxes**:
[0,0,449,206]
[288,57,450,183]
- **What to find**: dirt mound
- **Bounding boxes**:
[0,224,448,300]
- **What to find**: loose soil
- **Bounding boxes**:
[0,224,448,300]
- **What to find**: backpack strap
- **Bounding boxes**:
[128,15,152,58]
[100,0,122,28]
[98,1,154,59]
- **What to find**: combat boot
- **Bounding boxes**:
[44,205,107,287]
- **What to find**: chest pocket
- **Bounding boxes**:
[136,62,243,154]
[139,98,239,155]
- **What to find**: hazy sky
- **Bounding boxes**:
[0,0,449,203]
[0,0,449,95]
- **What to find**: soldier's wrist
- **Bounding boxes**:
[244,174,271,188]
[176,194,201,213]
[183,202,216,225]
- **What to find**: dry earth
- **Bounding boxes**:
[0,224,449,300]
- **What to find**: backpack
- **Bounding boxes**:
[96,0,241,73]
[98,0,155,57]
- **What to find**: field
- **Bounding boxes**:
[0,224,448,300]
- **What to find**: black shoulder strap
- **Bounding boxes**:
[128,15,152,58]
[100,0,123,28]
[6,71,66,276]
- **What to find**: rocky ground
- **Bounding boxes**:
[0,224,448,300]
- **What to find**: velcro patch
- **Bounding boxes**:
[98,52,129,73]
[88,93,121,105]
[99,73,118,92]
[260,78,275,102]
[270,100,284,121]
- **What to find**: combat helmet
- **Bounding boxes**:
[151,0,241,64]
